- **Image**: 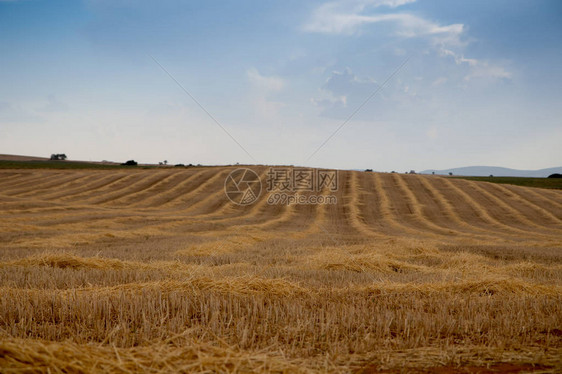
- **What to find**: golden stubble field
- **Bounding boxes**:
[0,166,561,373]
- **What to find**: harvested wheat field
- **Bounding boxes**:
[0,166,561,373]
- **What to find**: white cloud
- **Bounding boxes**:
[303,0,462,45]
[324,67,378,89]
[439,48,476,65]
[311,95,347,109]
[306,0,417,29]
[250,96,286,121]
[440,48,511,81]
[312,68,380,116]
[431,77,447,86]
[246,68,286,120]
[464,62,512,81]
[246,68,285,91]
[304,1,510,83]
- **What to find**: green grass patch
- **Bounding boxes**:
[452,176,562,190]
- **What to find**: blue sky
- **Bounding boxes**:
[1,0,561,171]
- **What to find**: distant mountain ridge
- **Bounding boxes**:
[420,166,562,178]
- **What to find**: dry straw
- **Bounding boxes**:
[1,168,561,372]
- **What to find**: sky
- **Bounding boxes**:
[1,0,561,171]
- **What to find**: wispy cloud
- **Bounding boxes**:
[247,68,285,91]
[304,0,510,83]
[312,67,380,117]
[431,77,447,86]
[440,48,512,81]
[303,0,463,46]
[464,63,512,81]
[303,0,459,38]
[246,68,286,120]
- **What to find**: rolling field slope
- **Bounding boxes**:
[0,167,561,372]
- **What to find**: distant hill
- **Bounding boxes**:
[0,154,121,166]
[0,154,49,162]
[420,166,562,178]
